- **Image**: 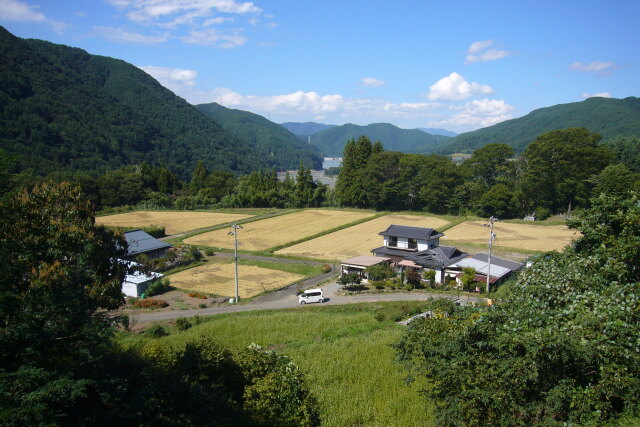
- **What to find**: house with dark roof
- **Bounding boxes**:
[124,229,172,259]
[371,224,467,284]
[451,254,524,287]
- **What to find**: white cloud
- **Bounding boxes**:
[362,77,385,87]
[570,61,614,72]
[138,65,198,92]
[107,0,261,22]
[581,92,612,99]
[180,28,247,47]
[466,39,510,64]
[427,72,494,101]
[93,26,169,44]
[0,0,66,31]
[429,99,514,130]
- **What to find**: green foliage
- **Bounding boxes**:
[604,135,640,173]
[405,268,422,288]
[146,324,169,338]
[396,191,640,425]
[145,278,172,297]
[460,267,476,291]
[441,96,640,154]
[196,102,323,170]
[338,272,361,285]
[0,27,271,181]
[309,122,451,157]
[175,318,192,331]
[365,263,395,281]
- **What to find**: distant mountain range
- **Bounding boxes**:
[281,122,337,137]
[417,128,458,137]
[441,97,640,153]
[196,103,322,169]
[305,123,451,157]
[0,27,317,179]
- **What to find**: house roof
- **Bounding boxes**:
[341,255,391,267]
[121,260,164,285]
[371,246,415,258]
[453,258,512,279]
[124,229,172,257]
[470,253,524,272]
[408,246,468,268]
[379,225,444,240]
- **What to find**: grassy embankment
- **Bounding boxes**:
[119,301,438,426]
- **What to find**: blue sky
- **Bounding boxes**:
[1,0,638,132]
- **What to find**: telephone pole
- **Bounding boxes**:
[483,216,498,294]
[228,224,243,303]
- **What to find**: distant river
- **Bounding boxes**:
[322,157,342,169]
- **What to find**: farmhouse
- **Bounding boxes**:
[340,255,391,282]
[124,229,172,259]
[371,225,467,283]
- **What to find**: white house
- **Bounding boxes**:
[121,261,164,297]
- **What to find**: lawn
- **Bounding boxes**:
[167,259,305,298]
[275,213,450,261]
[183,209,375,251]
[95,211,253,235]
[122,302,437,426]
[444,220,579,252]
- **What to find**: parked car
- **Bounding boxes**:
[299,288,324,304]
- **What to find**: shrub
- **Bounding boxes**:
[535,206,552,221]
[175,318,192,331]
[338,272,361,285]
[142,225,166,238]
[365,263,395,281]
[203,247,215,256]
[374,312,386,322]
[406,268,422,288]
[373,281,385,290]
[198,303,207,309]
[146,324,168,338]
[133,298,168,309]
[343,284,367,292]
[321,264,332,274]
[146,278,171,297]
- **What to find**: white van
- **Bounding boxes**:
[299,288,324,304]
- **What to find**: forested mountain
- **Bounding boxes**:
[196,103,322,170]
[441,97,640,154]
[0,27,276,180]
[417,128,458,137]
[308,123,451,157]
[280,122,337,137]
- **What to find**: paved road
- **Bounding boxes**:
[129,276,483,324]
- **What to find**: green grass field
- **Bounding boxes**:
[120,302,438,426]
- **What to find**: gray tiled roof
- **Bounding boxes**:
[379,225,444,240]
[372,244,467,268]
[124,230,172,256]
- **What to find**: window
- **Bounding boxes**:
[408,238,417,249]
[388,236,398,247]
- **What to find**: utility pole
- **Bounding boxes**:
[483,216,498,294]
[228,224,243,303]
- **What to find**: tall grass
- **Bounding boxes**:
[120,302,437,426]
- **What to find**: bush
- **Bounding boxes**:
[198,303,207,309]
[142,225,166,238]
[203,247,215,256]
[145,278,171,297]
[535,206,552,221]
[146,324,168,338]
[133,298,168,309]
[365,263,395,281]
[406,268,422,288]
[343,284,367,292]
[373,281,385,290]
[175,318,192,331]
[321,264,332,274]
[338,272,361,285]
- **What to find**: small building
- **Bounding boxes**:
[451,253,524,287]
[121,261,164,297]
[374,225,444,256]
[124,229,172,259]
[340,255,391,283]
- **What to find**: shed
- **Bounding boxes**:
[124,229,172,259]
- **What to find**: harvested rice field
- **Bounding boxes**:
[443,221,579,252]
[168,260,304,298]
[184,209,375,251]
[95,211,253,235]
[275,214,450,261]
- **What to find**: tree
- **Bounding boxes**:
[591,163,637,198]
[396,191,640,426]
[405,268,422,288]
[335,136,373,207]
[296,160,316,207]
[190,160,209,194]
[365,263,395,281]
[460,267,476,291]
[461,143,515,188]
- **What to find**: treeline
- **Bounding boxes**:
[335,128,639,218]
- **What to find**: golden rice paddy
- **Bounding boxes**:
[184,209,375,251]
[275,214,450,261]
[168,261,304,298]
[443,221,579,252]
[95,211,253,235]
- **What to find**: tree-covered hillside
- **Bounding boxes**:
[280,122,337,137]
[308,123,450,156]
[442,97,640,153]
[0,26,273,179]
[196,103,323,170]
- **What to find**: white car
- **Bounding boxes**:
[299,288,324,304]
